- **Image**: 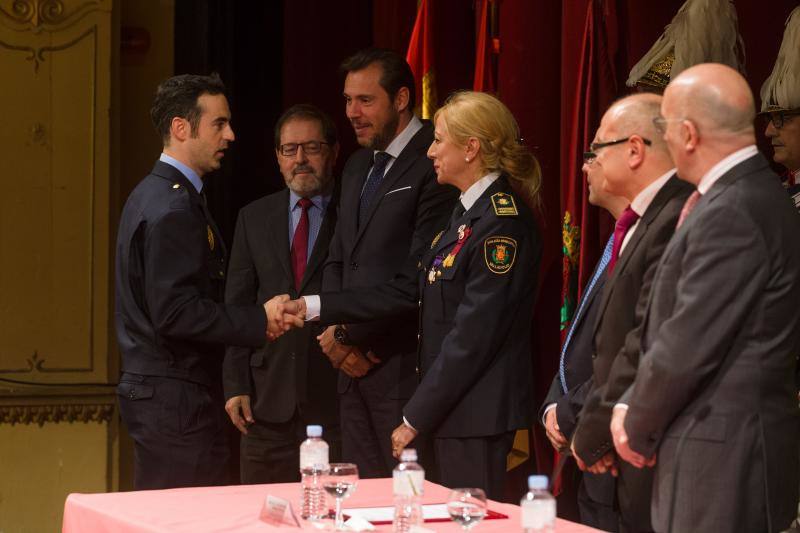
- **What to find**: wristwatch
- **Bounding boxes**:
[334,325,352,345]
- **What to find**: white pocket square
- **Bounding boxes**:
[385,186,412,196]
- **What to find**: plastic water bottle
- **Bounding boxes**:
[521,475,556,533]
[392,448,424,532]
[300,425,329,520]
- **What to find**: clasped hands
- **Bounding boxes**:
[559,406,655,476]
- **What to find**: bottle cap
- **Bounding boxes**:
[400,448,418,462]
[306,425,323,438]
[528,475,549,490]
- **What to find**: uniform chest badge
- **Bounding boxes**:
[207,225,215,251]
[430,230,444,249]
[491,192,518,216]
[484,236,517,274]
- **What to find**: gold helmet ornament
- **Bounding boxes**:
[627,0,745,91]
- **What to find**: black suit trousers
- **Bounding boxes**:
[116,373,230,490]
[339,378,404,478]
[434,432,515,502]
[240,414,342,484]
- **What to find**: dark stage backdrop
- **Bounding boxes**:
[173,0,799,505]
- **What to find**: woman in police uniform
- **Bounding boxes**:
[314,91,542,499]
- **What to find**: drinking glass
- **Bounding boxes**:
[446,488,487,530]
[323,462,359,530]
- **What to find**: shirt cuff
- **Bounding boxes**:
[303,295,320,321]
[403,416,417,432]
[614,403,629,411]
[542,403,557,425]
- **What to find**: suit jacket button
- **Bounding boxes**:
[591,352,597,359]
[418,299,422,308]
[129,388,136,400]
[350,262,358,270]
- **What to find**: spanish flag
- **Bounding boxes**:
[406,0,437,119]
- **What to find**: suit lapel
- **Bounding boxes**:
[354,125,431,246]
[593,174,679,337]
[344,151,372,243]
[152,161,227,257]
[571,263,607,331]
[430,178,505,258]
[267,189,294,283]
[299,198,337,292]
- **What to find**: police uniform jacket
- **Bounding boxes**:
[115,160,267,387]
[320,175,541,438]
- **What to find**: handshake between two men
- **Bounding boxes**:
[229,295,381,434]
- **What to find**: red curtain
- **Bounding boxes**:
[280,0,800,504]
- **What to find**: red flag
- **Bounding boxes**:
[406,0,437,119]
[556,0,619,493]
[559,0,618,337]
[473,0,497,93]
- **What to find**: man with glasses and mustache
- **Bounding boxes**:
[222,104,343,483]
[308,48,457,479]
[761,6,800,211]
[569,94,692,533]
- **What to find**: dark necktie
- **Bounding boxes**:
[291,198,312,291]
[449,200,466,228]
[359,151,392,227]
[676,190,702,229]
[608,206,640,274]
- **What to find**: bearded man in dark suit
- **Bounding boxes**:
[223,104,341,483]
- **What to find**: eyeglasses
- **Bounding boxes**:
[652,116,687,134]
[583,136,652,165]
[762,110,800,129]
[278,141,330,156]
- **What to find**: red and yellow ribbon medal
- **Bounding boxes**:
[442,224,472,268]
[428,224,472,284]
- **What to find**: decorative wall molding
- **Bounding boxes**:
[0,0,100,33]
[0,402,113,425]
[0,383,115,425]
[0,23,94,73]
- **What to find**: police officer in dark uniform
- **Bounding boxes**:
[291,91,542,500]
[115,74,282,490]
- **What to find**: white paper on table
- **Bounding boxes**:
[344,503,450,523]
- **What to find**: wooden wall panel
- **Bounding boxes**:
[0,0,112,382]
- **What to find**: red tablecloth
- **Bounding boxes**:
[63,479,604,532]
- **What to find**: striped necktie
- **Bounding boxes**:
[559,235,614,393]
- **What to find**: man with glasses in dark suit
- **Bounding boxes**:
[223,104,342,483]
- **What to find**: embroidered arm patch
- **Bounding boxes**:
[484,236,517,274]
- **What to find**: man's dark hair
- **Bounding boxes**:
[340,48,416,112]
[150,73,227,144]
[274,104,338,149]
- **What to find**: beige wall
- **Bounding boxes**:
[120,0,174,200]
[0,0,174,530]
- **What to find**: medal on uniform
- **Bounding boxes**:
[207,225,215,251]
[442,226,472,268]
[428,254,444,284]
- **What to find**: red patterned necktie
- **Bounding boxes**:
[608,206,640,274]
[291,198,312,290]
[676,190,702,229]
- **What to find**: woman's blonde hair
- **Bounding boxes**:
[434,91,542,207]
